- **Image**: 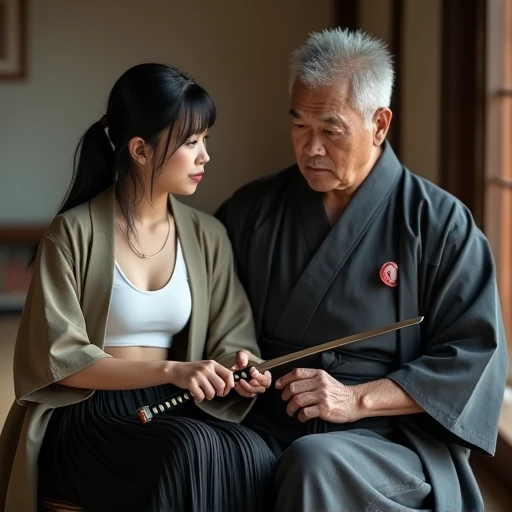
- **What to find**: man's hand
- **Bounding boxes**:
[275,368,359,423]
[231,350,272,398]
[276,370,424,423]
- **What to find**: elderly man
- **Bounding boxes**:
[216,28,508,511]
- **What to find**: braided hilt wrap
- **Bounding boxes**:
[136,366,255,423]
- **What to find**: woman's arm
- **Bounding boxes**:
[59,358,236,400]
[58,358,175,390]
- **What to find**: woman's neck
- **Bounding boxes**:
[116,182,170,228]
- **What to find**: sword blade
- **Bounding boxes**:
[136,316,423,423]
[255,316,423,372]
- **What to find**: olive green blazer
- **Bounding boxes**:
[0,187,262,512]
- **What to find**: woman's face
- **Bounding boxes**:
[152,130,211,196]
[129,127,211,197]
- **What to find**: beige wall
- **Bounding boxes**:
[358,0,441,184]
[400,0,441,185]
[359,0,393,43]
[0,0,334,222]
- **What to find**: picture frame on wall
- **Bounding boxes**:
[0,0,27,80]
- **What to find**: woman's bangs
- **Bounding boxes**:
[175,85,216,146]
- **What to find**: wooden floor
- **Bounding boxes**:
[1,314,512,510]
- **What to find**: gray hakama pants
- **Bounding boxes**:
[274,429,432,512]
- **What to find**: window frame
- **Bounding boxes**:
[484,0,512,380]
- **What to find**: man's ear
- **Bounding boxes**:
[373,108,392,146]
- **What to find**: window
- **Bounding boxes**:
[484,0,512,379]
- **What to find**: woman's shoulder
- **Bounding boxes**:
[173,198,229,240]
[43,201,94,250]
[172,198,234,267]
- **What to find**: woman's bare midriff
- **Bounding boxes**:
[104,346,170,361]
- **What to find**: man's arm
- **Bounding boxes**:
[276,368,422,423]
[355,377,423,418]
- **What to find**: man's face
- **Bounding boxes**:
[290,80,376,194]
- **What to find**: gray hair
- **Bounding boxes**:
[290,28,394,127]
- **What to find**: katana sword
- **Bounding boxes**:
[136,316,423,423]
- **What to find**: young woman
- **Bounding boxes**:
[0,63,274,512]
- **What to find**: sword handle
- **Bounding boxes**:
[136,366,255,423]
[232,366,255,382]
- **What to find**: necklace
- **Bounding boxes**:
[117,215,171,259]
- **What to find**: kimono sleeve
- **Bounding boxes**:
[388,217,508,455]
[203,228,263,370]
[13,234,111,408]
[195,228,264,423]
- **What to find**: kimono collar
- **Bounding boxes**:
[353,140,403,200]
[296,140,403,228]
[86,186,207,358]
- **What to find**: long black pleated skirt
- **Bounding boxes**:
[38,385,276,512]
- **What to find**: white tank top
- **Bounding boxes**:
[104,240,191,349]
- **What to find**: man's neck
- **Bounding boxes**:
[322,145,383,225]
[322,194,350,225]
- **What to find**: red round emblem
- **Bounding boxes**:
[380,262,398,287]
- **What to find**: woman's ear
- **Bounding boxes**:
[128,137,148,165]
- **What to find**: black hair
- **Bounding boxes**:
[29,64,216,266]
[59,62,216,233]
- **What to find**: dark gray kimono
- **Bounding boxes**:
[216,142,508,511]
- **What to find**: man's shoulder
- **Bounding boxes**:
[402,169,479,244]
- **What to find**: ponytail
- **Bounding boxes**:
[28,119,114,267]
[30,63,216,268]
[57,118,115,216]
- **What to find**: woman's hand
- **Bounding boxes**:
[169,360,235,402]
[231,350,272,398]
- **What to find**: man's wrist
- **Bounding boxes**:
[350,378,423,420]
[351,382,372,421]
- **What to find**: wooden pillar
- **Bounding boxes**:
[440,0,487,226]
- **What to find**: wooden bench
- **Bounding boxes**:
[39,498,84,512]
